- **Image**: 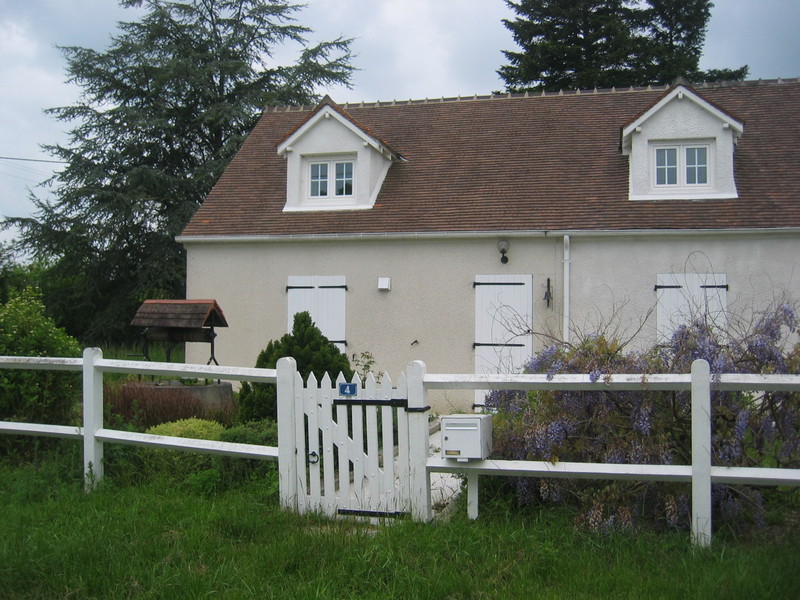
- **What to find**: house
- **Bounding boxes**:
[179,79,800,412]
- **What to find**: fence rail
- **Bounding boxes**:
[0,349,280,478]
[1,350,799,547]
[424,359,800,546]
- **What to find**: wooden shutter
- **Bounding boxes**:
[287,276,347,351]
[474,274,533,376]
[655,273,727,343]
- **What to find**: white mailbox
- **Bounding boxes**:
[440,414,492,462]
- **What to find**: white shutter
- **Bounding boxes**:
[656,273,727,343]
[474,274,533,376]
[287,275,347,351]
[655,273,686,343]
[696,272,728,331]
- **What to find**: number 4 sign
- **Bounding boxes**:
[338,382,358,397]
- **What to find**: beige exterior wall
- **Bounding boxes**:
[183,230,799,412]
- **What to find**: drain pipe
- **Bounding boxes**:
[562,235,571,344]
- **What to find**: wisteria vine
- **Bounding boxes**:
[486,304,800,533]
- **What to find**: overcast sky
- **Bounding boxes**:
[1,0,799,243]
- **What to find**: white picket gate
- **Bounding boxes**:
[277,357,431,520]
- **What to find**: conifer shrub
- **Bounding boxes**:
[487,303,800,533]
[0,288,81,426]
[238,312,353,421]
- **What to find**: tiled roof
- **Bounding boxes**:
[181,79,800,238]
[131,299,228,328]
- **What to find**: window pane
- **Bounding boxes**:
[310,163,328,197]
[334,161,353,196]
[656,148,677,185]
[686,147,708,185]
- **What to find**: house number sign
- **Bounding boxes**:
[338,382,358,397]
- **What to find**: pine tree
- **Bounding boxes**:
[500,0,639,92]
[499,0,747,92]
[5,0,354,343]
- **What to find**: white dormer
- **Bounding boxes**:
[277,100,402,211]
[621,85,744,201]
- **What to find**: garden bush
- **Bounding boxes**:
[487,303,800,533]
[238,311,353,421]
[218,418,279,487]
[0,288,81,426]
[140,418,225,484]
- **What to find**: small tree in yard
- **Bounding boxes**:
[487,302,800,533]
[0,288,82,426]
[238,312,353,422]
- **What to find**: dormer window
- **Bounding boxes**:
[277,98,404,213]
[622,85,742,202]
[309,159,354,198]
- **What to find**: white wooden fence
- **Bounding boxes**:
[276,359,430,521]
[0,348,281,485]
[423,359,800,546]
[2,350,800,547]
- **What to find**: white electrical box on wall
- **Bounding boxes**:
[440,414,492,462]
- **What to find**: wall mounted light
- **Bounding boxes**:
[497,240,510,264]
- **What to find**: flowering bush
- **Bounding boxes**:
[487,303,800,532]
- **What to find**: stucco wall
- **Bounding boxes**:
[184,231,799,412]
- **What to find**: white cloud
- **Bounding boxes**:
[0,20,38,59]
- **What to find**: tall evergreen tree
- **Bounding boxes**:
[635,0,711,83]
[500,0,639,92]
[5,0,354,343]
[499,0,747,92]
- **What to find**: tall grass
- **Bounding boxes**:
[0,446,797,599]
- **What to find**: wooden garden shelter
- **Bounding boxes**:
[131,299,228,364]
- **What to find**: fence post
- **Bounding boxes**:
[467,473,480,520]
[277,356,298,512]
[691,359,712,547]
[406,360,431,522]
[82,347,104,490]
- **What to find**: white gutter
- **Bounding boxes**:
[176,227,800,245]
[563,235,571,345]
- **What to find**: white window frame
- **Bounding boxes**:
[651,141,712,191]
[308,158,354,199]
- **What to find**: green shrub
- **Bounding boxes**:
[0,288,81,425]
[220,418,278,447]
[238,311,353,421]
[140,418,225,482]
[218,419,279,486]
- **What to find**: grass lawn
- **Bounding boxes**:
[0,450,798,600]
